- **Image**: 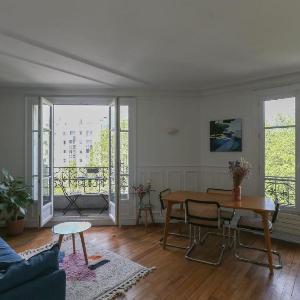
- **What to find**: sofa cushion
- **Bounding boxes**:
[0,243,59,293]
[0,238,23,271]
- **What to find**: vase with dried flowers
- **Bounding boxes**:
[228,158,251,201]
[131,180,152,208]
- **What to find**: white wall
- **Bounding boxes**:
[199,91,260,196]
[0,89,264,218]
[0,87,299,241]
[0,92,26,177]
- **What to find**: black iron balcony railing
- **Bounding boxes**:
[265,176,295,207]
[54,166,128,195]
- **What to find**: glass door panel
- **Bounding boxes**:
[108,98,119,224]
[39,97,54,226]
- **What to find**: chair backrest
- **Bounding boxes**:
[271,198,280,223]
[185,199,221,227]
[207,188,232,195]
[159,188,171,212]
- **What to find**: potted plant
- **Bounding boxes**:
[0,169,33,236]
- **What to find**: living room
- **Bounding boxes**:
[1,1,300,300]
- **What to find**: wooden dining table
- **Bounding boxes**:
[162,191,276,274]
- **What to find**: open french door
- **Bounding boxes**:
[108,98,120,225]
[37,97,54,227]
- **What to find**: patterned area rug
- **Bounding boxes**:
[19,236,154,300]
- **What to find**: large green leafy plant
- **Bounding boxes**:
[0,169,33,222]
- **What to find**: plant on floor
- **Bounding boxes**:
[0,169,33,235]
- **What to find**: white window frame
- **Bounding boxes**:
[259,88,299,213]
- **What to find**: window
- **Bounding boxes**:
[120,105,129,199]
[264,97,295,208]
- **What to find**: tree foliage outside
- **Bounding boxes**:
[265,114,295,206]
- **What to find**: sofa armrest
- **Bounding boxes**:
[0,269,66,300]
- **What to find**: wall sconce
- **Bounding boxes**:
[166,128,179,135]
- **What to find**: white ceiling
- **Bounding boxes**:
[0,0,300,90]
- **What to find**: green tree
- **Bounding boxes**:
[265,115,295,206]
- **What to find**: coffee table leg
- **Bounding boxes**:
[58,234,64,249]
[72,234,76,254]
[79,232,88,265]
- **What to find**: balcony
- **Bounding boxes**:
[54,166,109,195]
[53,166,129,216]
[265,176,295,208]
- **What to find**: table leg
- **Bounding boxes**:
[145,209,148,229]
[136,208,141,225]
[58,234,64,249]
[79,232,88,265]
[72,234,76,254]
[162,202,172,249]
[149,207,155,224]
[261,212,274,274]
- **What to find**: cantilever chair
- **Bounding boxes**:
[159,188,189,249]
[234,199,282,269]
[185,199,226,266]
[205,188,235,247]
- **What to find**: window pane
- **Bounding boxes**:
[32,176,38,201]
[33,104,39,130]
[43,177,51,205]
[265,98,295,127]
[43,131,50,176]
[120,175,129,199]
[264,97,296,208]
[120,106,128,131]
[120,131,129,200]
[33,131,38,176]
[43,104,51,129]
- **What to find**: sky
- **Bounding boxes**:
[54,105,109,127]
[265,97,295,125]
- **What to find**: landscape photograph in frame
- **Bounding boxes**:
[210,119,242,152]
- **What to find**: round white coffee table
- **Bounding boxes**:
[52,221,91,264]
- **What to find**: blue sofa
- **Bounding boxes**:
[0,238,66,300]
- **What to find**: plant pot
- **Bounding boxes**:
[7,217,25,236]
[233,186,242,201]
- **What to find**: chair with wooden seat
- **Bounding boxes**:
[185,199,226,265]
[234,199,282,269]
[203,188,235,246]
[159,188,188,249]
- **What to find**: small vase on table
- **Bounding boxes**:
[233,185,242,201]
[228,158,251,202]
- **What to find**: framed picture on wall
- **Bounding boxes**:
[210,119,242,152]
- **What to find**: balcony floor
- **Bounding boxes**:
[54,208,108,217]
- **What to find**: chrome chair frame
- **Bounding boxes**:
[234,199,282,269]
[159,188,189,250]
[201,188,235,248]
[185,199,226,266]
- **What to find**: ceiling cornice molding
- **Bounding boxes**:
[2,70,300,99]
[0,27,150,87]
[198,71,300,96]
[0,50,113,87]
